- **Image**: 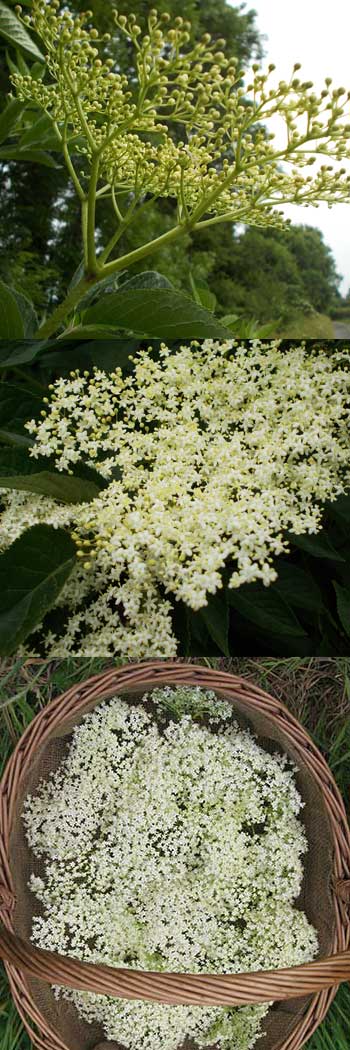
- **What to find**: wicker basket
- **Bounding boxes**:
[0,661,350,1050]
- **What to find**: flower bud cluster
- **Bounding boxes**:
[23,687,318,1050]
[1,343,349,656]
[11,1,350,226]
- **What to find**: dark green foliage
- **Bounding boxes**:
[194,224,342,326]
[0,446,109,501]
[0,524,77,654]
[281,226,341,314]
[82,284,232,338]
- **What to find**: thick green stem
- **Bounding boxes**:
[86,154,100,272]
[35,224,189,340]
[82,200,89,269]
[35,275,100,340]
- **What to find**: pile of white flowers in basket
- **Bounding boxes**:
[24,686,319,1050]
[1,340,350,655]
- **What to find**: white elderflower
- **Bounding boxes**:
[1,341,349,656]
[24,688,319,1050]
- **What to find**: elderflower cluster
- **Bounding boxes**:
[11,2,350,227]
[1,341,349,656]
[23,687,318,1050]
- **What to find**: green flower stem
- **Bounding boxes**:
[99,191,161,267]
[101,222,188,277]
[98,214,134,268]
[62,140,85,202]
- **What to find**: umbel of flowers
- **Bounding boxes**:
[1,341,349,656]
[10,1,350,337]
[23,686,319,1050]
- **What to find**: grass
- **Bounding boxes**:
[276,313,335,338]
[1,656,350,1050]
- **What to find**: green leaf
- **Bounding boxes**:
[0,280,25,338]
[333,582,350,637]
[18,111,69,149]
[0,97,25,144]
[67,258,85,292]
[221,313,239,328]
[5,46,20,76]
[228,584,307,638]
[120,271,174,291]
[0,381,42,437]
[0,525,76,656]
[29,60,46,81]
[0,284,37,338]
[0,1,44,60]
[290,531,345,562]
[185,609,213,656]
[328,495,350,523]
[0,340,48,367]
[0,145,59,167]
[194,286,217,313]
[199,589,229,655]
[0,429,33,446]
[84,287,232,339]
[9,286,38,337]
[189,273,217,313]
[220,314,277,338]
[14,46,31,75]
[274,561,323,613]
[40,339,141,373]
[73,272,175,331]
[254,320,280,337]
[18,111,60,150]
[58,324,126,340]
[77,273,121,311]
[0,448,107,503]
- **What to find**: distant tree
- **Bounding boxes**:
[277,225,341,314]
[192,223,341,323]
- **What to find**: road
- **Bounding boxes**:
[333,322,350,338]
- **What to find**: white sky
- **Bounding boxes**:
[235,0,350,293]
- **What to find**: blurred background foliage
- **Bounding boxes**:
[0,0,349,335]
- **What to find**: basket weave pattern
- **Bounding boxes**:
[0,661,350,1050]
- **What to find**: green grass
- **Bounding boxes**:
[1,657,350,1050]
[276,313,335,338]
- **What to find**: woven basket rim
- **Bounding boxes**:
[0,660,350,1050]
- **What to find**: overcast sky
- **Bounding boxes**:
[235,0,350,293]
